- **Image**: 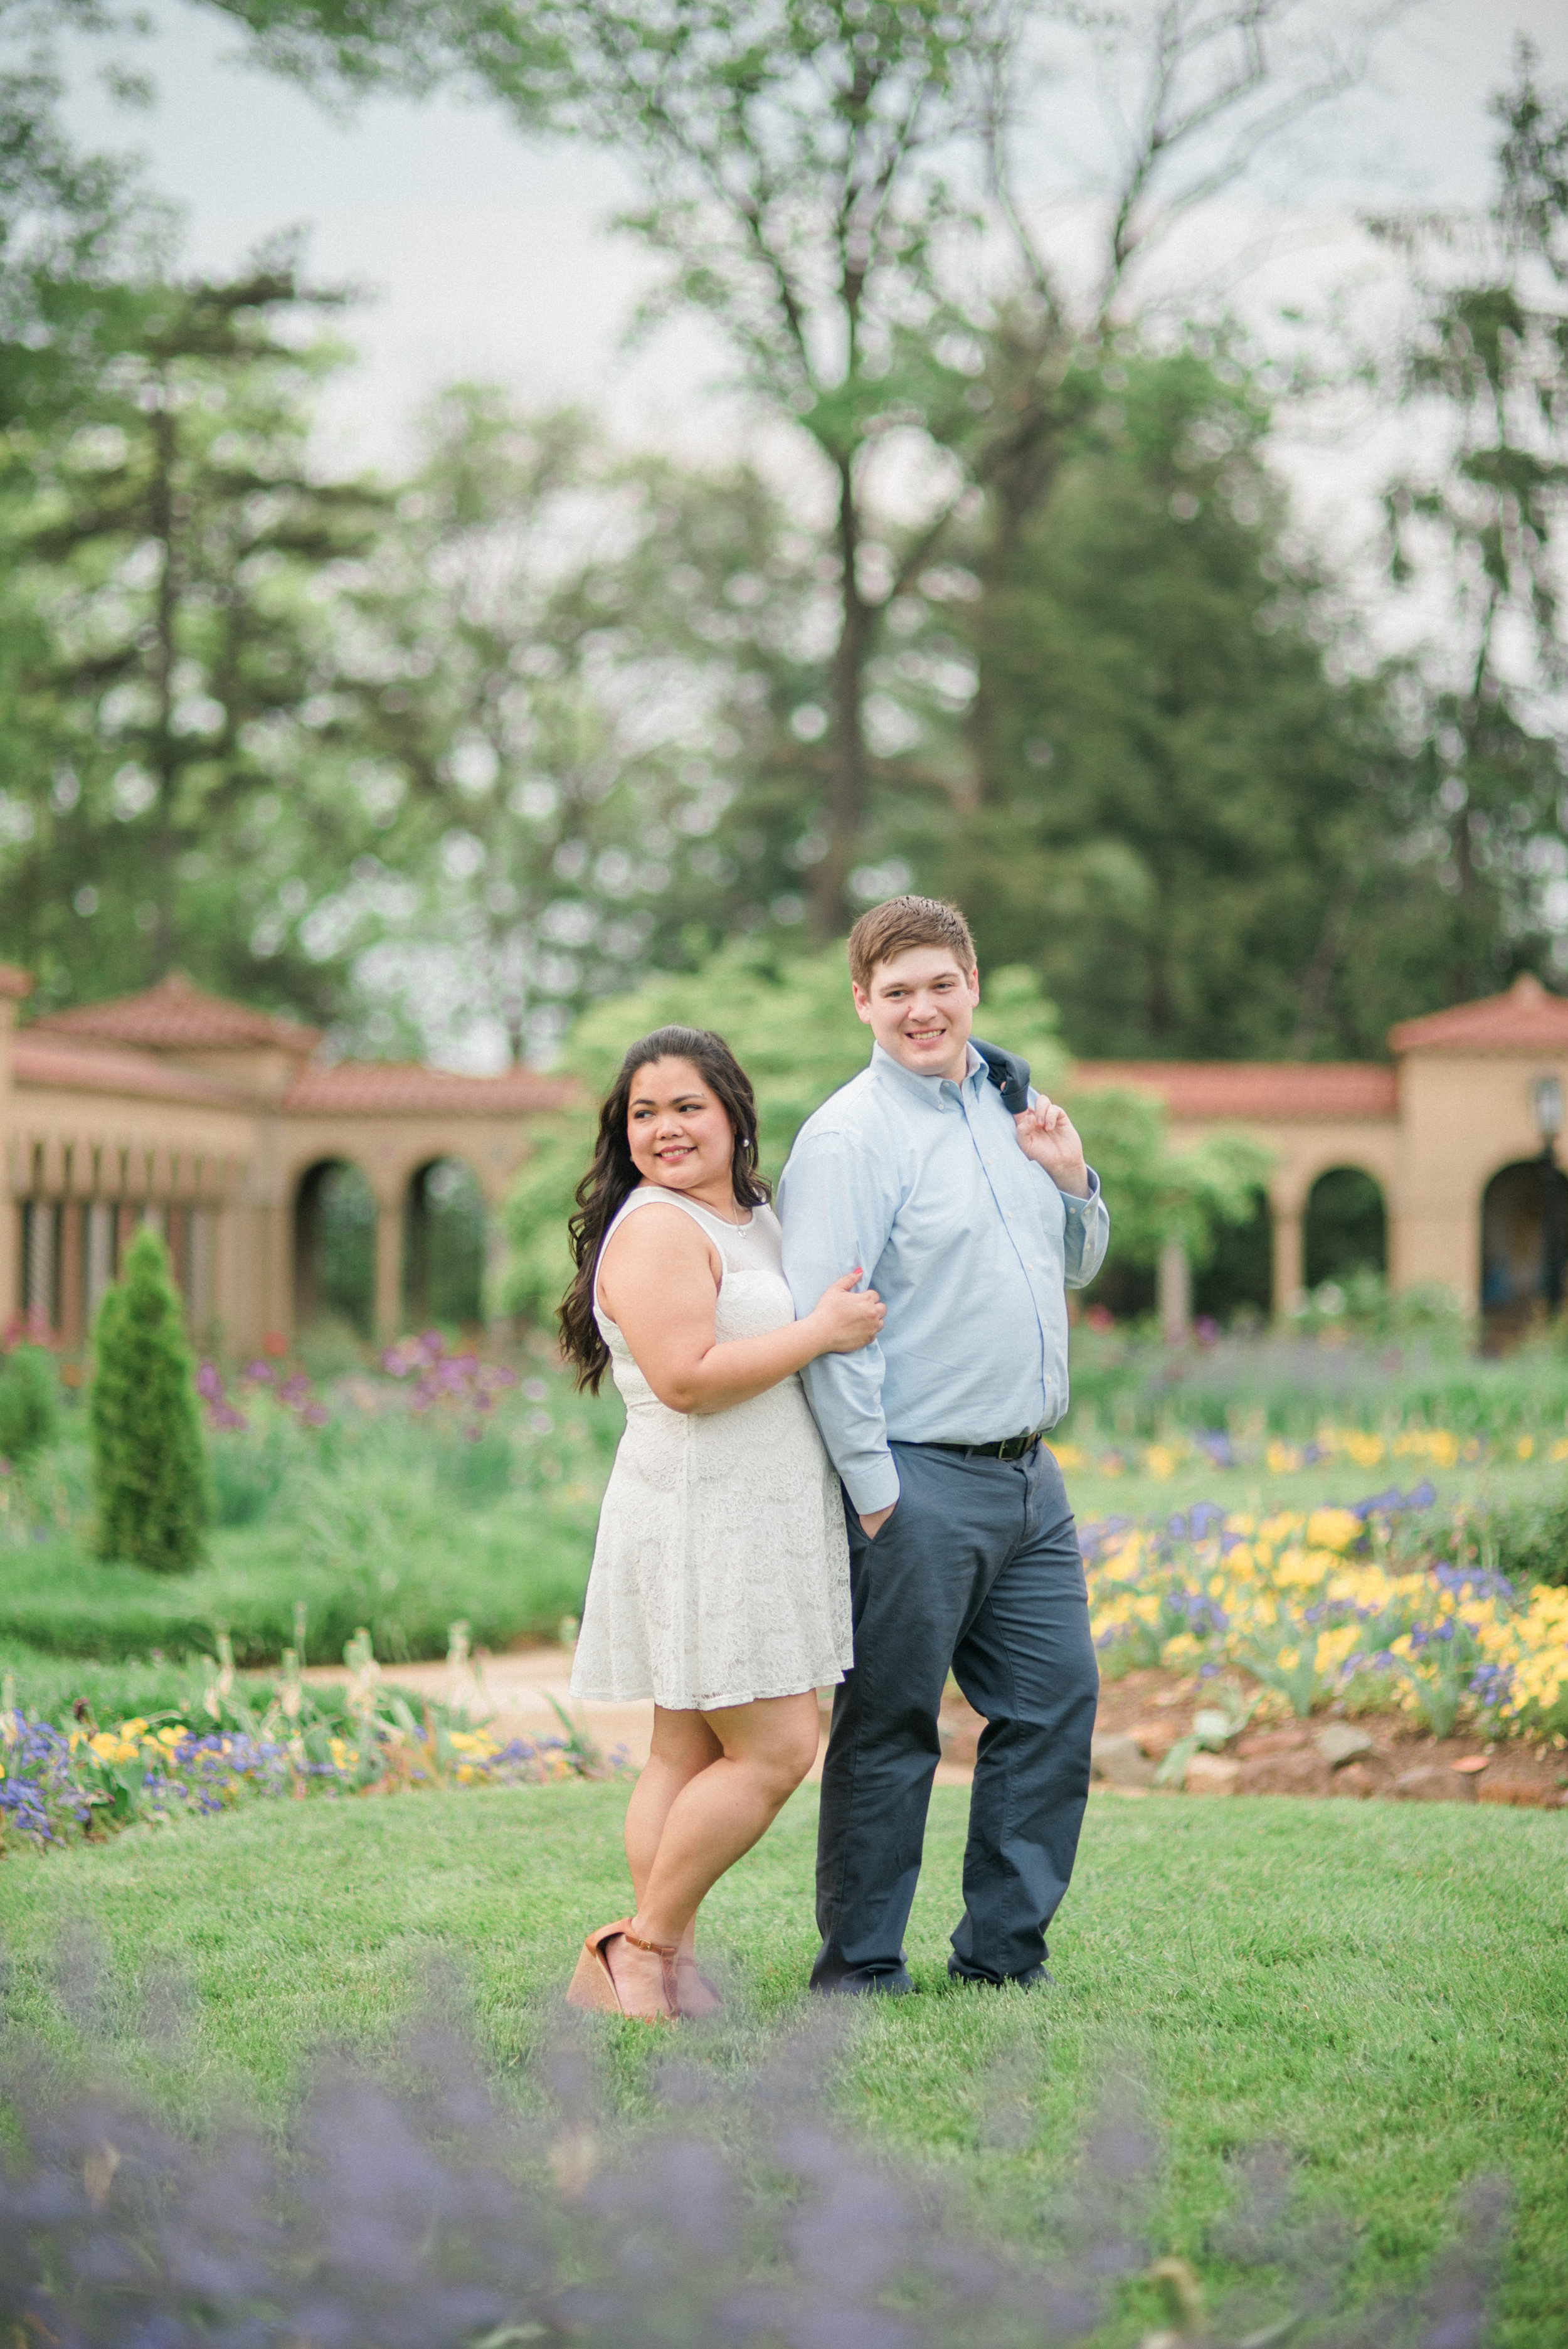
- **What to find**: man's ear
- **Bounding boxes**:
[850,982,874,1027]
[967,965,980,1004]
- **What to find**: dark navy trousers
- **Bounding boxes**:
[811,1440,1098,1993]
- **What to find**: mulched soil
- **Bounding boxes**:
[938,1667,1568,1807]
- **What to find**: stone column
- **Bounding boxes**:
[1271,1202,1305,1319]
[24,1201,55,1329]
[58,1201,83,1347]
[86,1202,115,1328]
[1157,1238,1192,1345]
[374,1197,402,1344]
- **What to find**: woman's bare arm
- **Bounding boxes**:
[596,1204,883,1414]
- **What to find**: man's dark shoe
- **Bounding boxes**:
[947,1962,1054,1991]
[810,1968,918,1997]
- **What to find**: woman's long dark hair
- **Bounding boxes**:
[558,1026,771,1393]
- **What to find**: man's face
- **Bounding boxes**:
[852,946,980,1081]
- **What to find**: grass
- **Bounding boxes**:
[1,1783,1563,2345]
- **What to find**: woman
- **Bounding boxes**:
[559,1026,882,2021]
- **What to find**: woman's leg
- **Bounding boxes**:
[625,1706,723,1914]
[628,1690,820,1948]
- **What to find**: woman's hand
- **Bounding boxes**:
[807,1270,886,1356]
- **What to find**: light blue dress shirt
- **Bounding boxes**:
[776,1042,1110,1514]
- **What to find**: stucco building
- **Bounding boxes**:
[1,967,571,1350]
[1069,972,1568,1340]
[4,963,1566,1350]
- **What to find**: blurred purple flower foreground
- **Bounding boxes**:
[0,2000,1505,2349]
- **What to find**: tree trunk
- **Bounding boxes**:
[149,386,180,975]
[811,455,870,938]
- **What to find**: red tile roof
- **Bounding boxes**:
[1070,1061,1398,1122]
[1387,972,1568,1054]
[13,1035,248,1108]
[283,1062,576,1116]
[32,971,320,1054]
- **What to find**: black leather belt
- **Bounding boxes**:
[927,1428,1046,1461]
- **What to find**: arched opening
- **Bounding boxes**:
[1192,1185,1273,1325]
[1304,1167,1387,1290]
[1481,1158,1568,1350]
[404,1159,487,1327]
[294,1160,377,1335]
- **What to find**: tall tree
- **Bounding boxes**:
[918,342,1416,1059]
[203,0,1388,933]
[0,0,166,433]
[341,386,836,1063]
[1370,41,1568,1004]
[3,251,388,1015]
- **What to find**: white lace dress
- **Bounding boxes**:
[569,1188,852,1711]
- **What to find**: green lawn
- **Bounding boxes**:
[1,1783,1562,2345]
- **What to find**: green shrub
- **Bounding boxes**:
[89,1227,209,1574]
[208,1408,312,1527]
[1462,1485,1568,1587]
[0,1345,60,1461]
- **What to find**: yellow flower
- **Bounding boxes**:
[1515,1435,1536,1460]
[119,1717,149,1741]
[1305,1507,1361,1554]
[156,1725,185,1748]
[1275,1647,1300,1672]
[1144,1445,1177,1479]
[328,1736,352,1770]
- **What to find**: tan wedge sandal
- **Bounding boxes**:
[566,1920,679,2022]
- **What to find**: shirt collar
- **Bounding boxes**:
[870,1039,985,1106]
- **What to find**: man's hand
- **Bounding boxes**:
[858,1503,896,1541]
[1013,1096,1089,1197]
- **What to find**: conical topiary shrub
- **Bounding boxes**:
[90,1225,209,1573]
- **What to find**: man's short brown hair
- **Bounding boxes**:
[847,895,977,991]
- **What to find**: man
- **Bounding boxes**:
[777,895,1108,1995]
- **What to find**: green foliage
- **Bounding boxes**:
[89,1228,208,1574]
[4,1360,617,1660]
[1059,1323,1568,1444]
[344,391,826,1063]
[942,344,1428,1060]
[0,1345,59,1461]
[1368,45,1568,1008]
[2,250,385,1022]
[1462,1485,1568,1589]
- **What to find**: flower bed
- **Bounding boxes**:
[0,1629,618,1852]
[1083,1488,1568,1741]
[1055,1422,1568,1480]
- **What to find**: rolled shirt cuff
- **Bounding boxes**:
[1060,1165,1101,1211]
[842,1453,902,1515]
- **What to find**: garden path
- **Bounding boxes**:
[300,1646,978,1784]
